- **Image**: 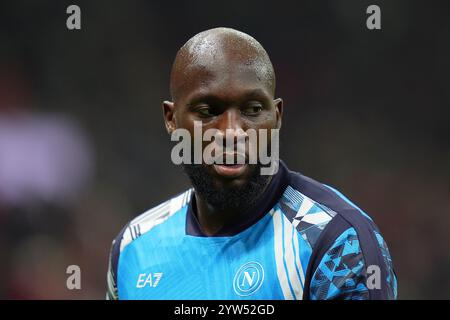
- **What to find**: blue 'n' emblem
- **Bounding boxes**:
[233,262,265,296]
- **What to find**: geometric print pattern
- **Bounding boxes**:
[106,189,193,300]
[119,189,193,253]
[106,244,119,300]
[269,208,305,300]
[310,227,370,300]
[280,186,336,250]
[374,230,398,299]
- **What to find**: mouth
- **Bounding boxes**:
[212,163,248,178]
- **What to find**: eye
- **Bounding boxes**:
[242,103,263,115]
[195,105,214,117]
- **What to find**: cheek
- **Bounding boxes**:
[244,111,278,131]
[245,123,279,157]
[174,110,196,129]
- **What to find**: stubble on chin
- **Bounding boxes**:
[181,163,271,211]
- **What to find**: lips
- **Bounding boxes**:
[213,163,248,178]
[208,151,249,178]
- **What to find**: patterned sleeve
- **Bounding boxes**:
[106,239,119,300]
[106,223,129,300]
[309,227,397,300]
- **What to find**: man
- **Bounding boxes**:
[106,27,397,300]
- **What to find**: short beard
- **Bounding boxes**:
[181,163,272,211]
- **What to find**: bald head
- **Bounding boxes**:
[170,27,276,102]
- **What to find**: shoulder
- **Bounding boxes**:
[279,168,375,252]
[106,188,193,299]
[285,169,380,250]
[112,188,193,254]
[116,188,193,253]
[284,169,397,299]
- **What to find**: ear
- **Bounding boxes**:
[162,100,177,134]
[274,98,283,129]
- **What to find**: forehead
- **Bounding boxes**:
[176,61,273,104]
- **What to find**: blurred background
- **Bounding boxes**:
[0,0,449,299]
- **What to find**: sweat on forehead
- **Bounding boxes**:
[170,27,276,101]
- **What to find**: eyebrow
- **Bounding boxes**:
[186,88,270,106]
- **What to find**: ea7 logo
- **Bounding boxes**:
[136,273,163,288]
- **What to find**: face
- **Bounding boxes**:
[163,59,283,209]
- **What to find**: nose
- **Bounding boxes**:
[216,109,248,154]
[217,108,243,133]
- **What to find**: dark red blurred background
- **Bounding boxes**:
[0,0,449,299]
